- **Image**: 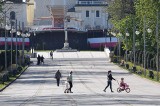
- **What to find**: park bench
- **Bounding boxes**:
[0,71,9,84]
[8,64,17,77]
[136,70,142,75]
[125,64,129,69]
[149,70,154,79]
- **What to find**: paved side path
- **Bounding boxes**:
[0,51,160,106]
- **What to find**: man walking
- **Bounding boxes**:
[103,70,116,92]
[55,70,62,86]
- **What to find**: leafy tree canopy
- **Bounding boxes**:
[108,0,160,52]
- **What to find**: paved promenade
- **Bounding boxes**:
[0,51,160,106]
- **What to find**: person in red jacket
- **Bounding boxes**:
[120,78,129,89]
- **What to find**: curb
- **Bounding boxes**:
[0,66,29,92]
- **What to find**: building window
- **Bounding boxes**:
[96,10,100,17]
[10,11,16,20]
[86,11,89,17]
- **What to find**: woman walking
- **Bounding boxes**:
[103,70,116,92]
[67,71,73,93]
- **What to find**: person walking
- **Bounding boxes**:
[50,51,53,59]
[103,70,116,92]
[37,54,41,65]
[67,71,73,93]
[40,55,44,64]
[55,70,62,86]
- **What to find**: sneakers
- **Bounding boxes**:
[103,90,114,93]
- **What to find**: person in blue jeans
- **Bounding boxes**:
[103,70,116,92]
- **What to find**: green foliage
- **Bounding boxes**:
[108,0,160,52]
[134,0,160,52]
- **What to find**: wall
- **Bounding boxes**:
[27,0,34,26]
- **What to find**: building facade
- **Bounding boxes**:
[0,0,34,28]
[67,0,109,31]
[32,0,110,31]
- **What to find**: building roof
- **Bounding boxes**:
[76,0,108,6]
[75,4,108,6]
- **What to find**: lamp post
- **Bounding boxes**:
[143,15,152,77]
[125,31,130,63]
[133,19,136,67]
[143,16,146,77]
[15,19,18,69]
[10,25,14,71]
[21,32,30,64]
[31,30,36,54]
[118,32,122,63]
[156,10,159,81]
[16,30,21,65]
[21,33,25,64]
[103,29,106,48]
[5,24,10,71]
[111,32,119,63]
[136,18,151,77]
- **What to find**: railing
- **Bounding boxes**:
[77,1,107,5]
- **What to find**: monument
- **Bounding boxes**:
[47,0,77,52]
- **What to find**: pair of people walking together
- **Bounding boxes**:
[55,70,73,93]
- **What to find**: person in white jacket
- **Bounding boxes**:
[67,71,73,93]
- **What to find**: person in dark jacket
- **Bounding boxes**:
[103,70,116,92]
[50,51,53,59]
[37,54,41,65]
[40,55,44,64]
[55,70,62,86]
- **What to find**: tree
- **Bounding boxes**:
[108,0,160,52]
[135,0,160,52]
[107,0,136,51]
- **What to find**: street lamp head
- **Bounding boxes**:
[147,28,152,33]
[26,33,30,37]
[17,31,21,36]
[5,25,11,30]
[21,33,26,37]
[126,32,130,36]
[111,32,116,36]
[10,28,16,33]
[135,30,140,35]
[118,32,122,36]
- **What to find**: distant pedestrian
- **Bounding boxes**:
[103,70,116,92]
[50,51,53,59]
[37,54,41,65]
[55,70,62,86]
[40,55,44,64]
[67,71,73,93]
